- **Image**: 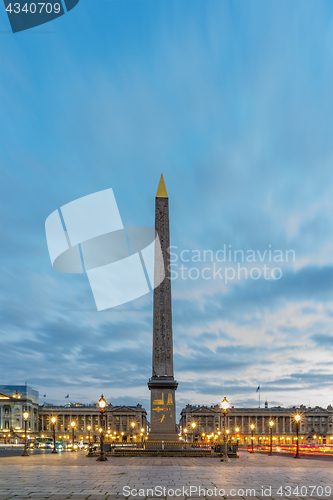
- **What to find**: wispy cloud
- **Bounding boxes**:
[0,0,332,417]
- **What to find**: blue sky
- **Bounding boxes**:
[0,0,332,419]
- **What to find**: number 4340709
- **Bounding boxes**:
[6,3,61,14]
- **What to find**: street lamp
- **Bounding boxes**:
[250,424,255,453]
[96,394,107,462]
[86,425,94,456]
[220,397,230,462]
[131,421,135,442]
[51,416,58,454]
[22,411,29,456]
[191,422,196,442]
[294,414,301,459]
[235,427,240,450]
[268,420,274,456]
[184,428,187,449]
[70,421,76,450]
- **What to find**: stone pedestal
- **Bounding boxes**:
[148,377,178,441]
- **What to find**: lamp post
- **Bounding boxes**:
[191,422,196,443]
[131,421,135,443]
[250,424,255,453]
[22,411,29,456]
[235,427,240,451]
[220,397,230,462]
[86,425,94,456]
[141,427,144,445]
[70,421,76,450]
[184,428,187,449]
[294,414,301,459]
[51,417,58,454]
[268,420,274,456]
[96,394,107,461]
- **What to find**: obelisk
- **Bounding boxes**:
[148,174,178,441]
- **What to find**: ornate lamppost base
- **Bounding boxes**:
[51,450,58,454]
[21,450,29,456]
[220,457,230,462]
[96,455,108,461]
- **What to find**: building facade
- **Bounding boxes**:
[38,403,148,442]
[180,404,333,445]
[2,383,332,446]
[0,385,39,440]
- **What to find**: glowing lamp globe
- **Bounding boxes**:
[220,397,229,410]
[98,395,106,409]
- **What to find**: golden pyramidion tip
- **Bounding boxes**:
[156,174,168,198]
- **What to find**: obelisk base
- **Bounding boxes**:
[148,377,178,441]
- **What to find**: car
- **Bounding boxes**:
[74,440,84,449]
[29,440,40,449]
[44,441,54,449]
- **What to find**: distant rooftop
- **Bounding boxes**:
[0,385,39,404]
[182,403,333,411]
[39,402,144,409]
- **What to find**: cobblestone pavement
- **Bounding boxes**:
[0,451,332,500]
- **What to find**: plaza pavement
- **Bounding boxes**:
[0,451,332,500]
